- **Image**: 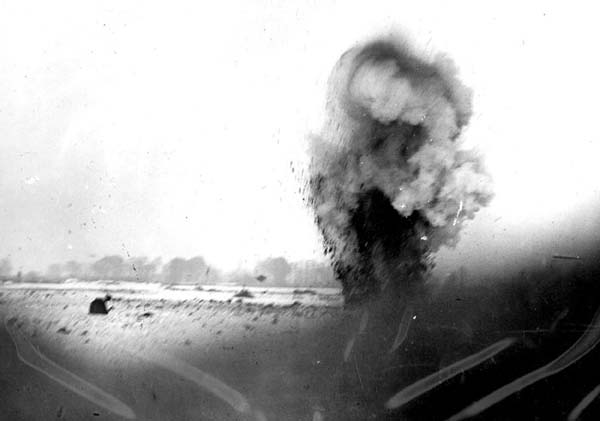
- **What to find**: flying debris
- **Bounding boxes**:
[552,255,582,261]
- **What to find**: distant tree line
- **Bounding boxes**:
[0,255,338,288]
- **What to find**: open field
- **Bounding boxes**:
[3,276,600,421]
[0,282,357,421]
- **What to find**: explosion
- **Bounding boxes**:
[308,37,493,304]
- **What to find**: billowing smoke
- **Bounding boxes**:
[307,37,493,304]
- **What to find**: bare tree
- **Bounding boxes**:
[23,271,41,282]
[148,257,163,282]
[255,257,292,286]
[92,255,125,279]
[287,260,337,287]
[163,257,187,284]
[125,256,161,282]
[0,257,12,278]
[186,256,207,283]
[46,263,64,280]
[64,260,83,278]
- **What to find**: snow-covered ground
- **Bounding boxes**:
[0,280,343,308]
[0,283,357,420]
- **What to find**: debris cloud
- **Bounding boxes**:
[307,36,493,304]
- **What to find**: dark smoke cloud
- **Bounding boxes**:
[307,36,493,304]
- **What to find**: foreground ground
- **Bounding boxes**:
[2,275,600,421]
[0,284,361,421]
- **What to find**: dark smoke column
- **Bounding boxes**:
[308,37,493,305]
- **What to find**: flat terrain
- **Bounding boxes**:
[3,276,600,421]
[0,284,361,421]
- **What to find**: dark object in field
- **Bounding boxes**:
[89,294,112,315]
[255,275,266,282]
[57,327,71,335]
[233,289,254,298]
[293,289,317,295]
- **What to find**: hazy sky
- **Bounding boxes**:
[1,1,599,274]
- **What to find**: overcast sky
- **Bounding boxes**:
[1,1,599,275]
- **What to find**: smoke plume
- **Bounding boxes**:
[307,37,493,304]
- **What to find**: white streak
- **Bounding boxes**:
[453,200,463,226]
[343,335,356,362]
[447,306,600,421]
[386,337,515,410]
[358,310,369,334]
[389,305,414,353]
[568,384,600,421]
[5,317,136,419]
[343,311,368,363]
[135,349,254,416]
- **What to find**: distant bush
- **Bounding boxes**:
[22,271,42,282]
[0,257,12,279]
[293,289,317,295]
[233,289,254,298]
